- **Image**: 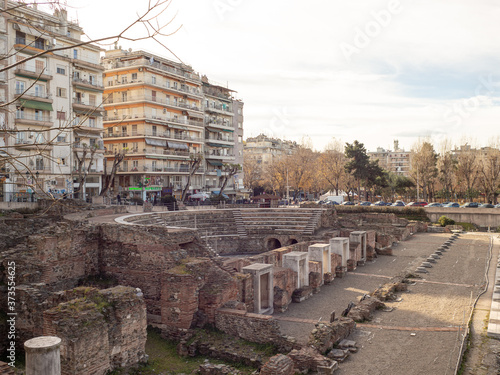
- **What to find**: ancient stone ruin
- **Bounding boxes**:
[0,205,427,374]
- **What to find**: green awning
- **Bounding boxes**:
[206,159,223,166]
[207,143,232,148]
[15,73,48,82]
[221,128,234,132]
[19,100,53,111]
[73,108,103,117]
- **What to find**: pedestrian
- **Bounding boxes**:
[153,194,157,206]
[117,194,121,205]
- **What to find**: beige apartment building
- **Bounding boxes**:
[368,140,412,177]
[244,134,298,165]
[101,49,244,200]
[0,1,104,201]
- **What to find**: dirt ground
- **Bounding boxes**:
[274,232,499,375]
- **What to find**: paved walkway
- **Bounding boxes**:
[273,232,494,375]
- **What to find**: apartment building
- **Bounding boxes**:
[0,1,104,201]
[368,140,411,177]
[101,49,206,200]
[202,77,241,195]
[244,134,298,165]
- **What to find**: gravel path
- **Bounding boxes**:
[273,232,493,375]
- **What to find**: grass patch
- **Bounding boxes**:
[456,222,478,232]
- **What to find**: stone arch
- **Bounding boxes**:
[286,238,298,245]
[266,238,282,251]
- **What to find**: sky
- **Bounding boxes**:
[53,0,500,152]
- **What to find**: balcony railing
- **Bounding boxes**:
[15,89,51,99]
[15,113,52,122]
[73,77,104,90]
[103,131,203,143]
[104,94,201,112]
[116,164,205,173]
[103,114,203,127]
[205,103,233,113]
[110,58,201,82]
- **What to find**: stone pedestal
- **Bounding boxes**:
[25,336,61,375]
[242,263,274,314]
[330,238,349,268]
[350,231,367,264]
[308,244,332,286]
[283,252,309,289]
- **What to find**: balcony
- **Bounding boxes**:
[104,94,202,114]
[103,113,203,128]
[114,164,205,174]
[15,89,53,103]
[204,150,235,161]
[15,112,52,127]
[205,103,234,116]
[14,139,53,150]
[14,66,52,81]
[108,58,201,83]
[73,77,104,91]
[73,98,104,113]
[206,135,234,144]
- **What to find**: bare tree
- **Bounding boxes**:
[0,0,179,204]
[242,153,262,195]
[180,154,203,202]
[318,138,346,195]
[410,139,438,201]
[478,146,500,204]
[454,144,480,201]
[217,163,240,197]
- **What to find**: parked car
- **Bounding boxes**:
[443,202,460,208]
[358,201,372,206]
[426,202,443,207]
[392,201,405,206]
[341,201,355,205]
[373,201,386,206]
[480,203,495,208]
[407,201,428,207]
[324,200,339,206]
[460,202,479,208]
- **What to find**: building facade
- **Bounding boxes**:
[368,140,411,177]
[0,1,104,201]
[101,49,244,200]
[244,134,298,165]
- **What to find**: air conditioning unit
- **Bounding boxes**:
[139,68,143,72]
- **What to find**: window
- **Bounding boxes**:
[35,158,44,171]
[15,81,25,95]
[57,111,66,120]
[108,127,113,135]
[35,60,44,73]
[15,31,26,45]
[73,71,80,80]
[56,66,66,75]
[89,138,96,147]
[122,143,128,149]
[73,49,78,59]
[133,160,138,168]
[132,125,137,135]
[132,73,137,80]
[35,110,42,121]
[89,74,96,85]
[34,37,45,50]
[16,106,24,119]
[132,142,138,151]
[121,75,128,84]
[16,55,26,70]
[57,135,66,142]
[152,125,157,136]
[61,158,66,165]
[56,87,67,97]
[121,126,127,135]
[89,117,96,127]
[89,94,96,106]
[122,92,127,102]
[151,76,156,84]
[238,122,242,129]
[238,108,242,115]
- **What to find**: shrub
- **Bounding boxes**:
[438,216,455,227]
[161,195,177,204]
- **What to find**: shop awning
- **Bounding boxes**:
[207,143,232,148]
[221,128,234,132]
[19,100,53,111]
[206,159,223,166]
[167,141,189,150]
[145,138,167,147]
